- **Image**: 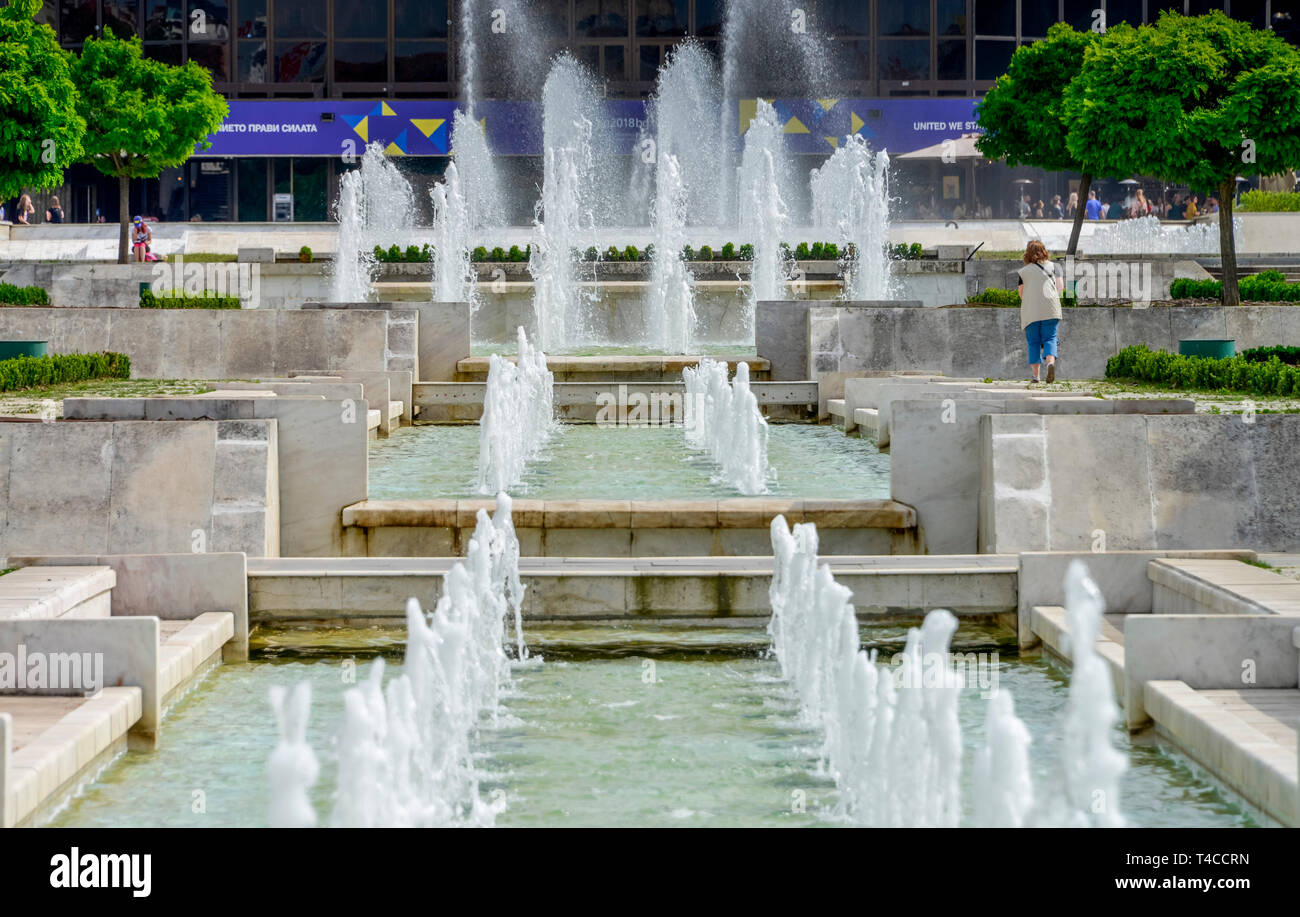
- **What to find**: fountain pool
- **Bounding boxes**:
[368,425,889,501]
[44,623,1258,828]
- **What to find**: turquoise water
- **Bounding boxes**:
[368,424,891,500]
[47,624,1259,828]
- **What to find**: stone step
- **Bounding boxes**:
[0,566,116,621]
[247,553,1017,623]
[454,354,772,383]
[1148,557,1300,616]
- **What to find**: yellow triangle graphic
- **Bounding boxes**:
[738,98,757,135]
[818,98,838,111]
[381,102,397,116]
[825,136,838,149]
[784,116,809,134]
[412,118,445,139]
[354,116,369,142]
[851,111,865,134]
[384,141,405,156]
[479,116,486,130]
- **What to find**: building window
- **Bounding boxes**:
[238,0,267,37]
[275,41,327,82]
[59,0,96,43]
[937,38,967,80]
[936,0,967,35]
[879,0,930,36]
[1107,0,1146,26]
[395,41,448,82]
[1064,0,1101,30]
[189,0,231,41]
[1021,1,1058,37]
[575,0,628,38]
[335,40,387,83]
[275,0,326,40]
[395,0,449,38]
[878,38,930,79]
[973,0,1014,36]
[334,0,387,38]
[189,42,230,81]
[145,0,185,41]
[975,38,1015,80]
[695,0,724,36]
[239,40,268,81]
[636,0,686,37]
[821,0,869,36]
[102,0,139,38]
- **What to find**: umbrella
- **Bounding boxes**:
[896,133,990,161]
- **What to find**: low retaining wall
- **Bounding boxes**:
[0,307,417,379]
[0,419,277,559]
[339,498,919,557]
[64,396,367,557]
[981,414,1300,554]
[797,305,1300,389]
[887,394,1194,554]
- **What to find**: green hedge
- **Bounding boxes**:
[1237,191,1300,212]
[140,290,240,309]
[966,287,1078,307]
[0,283,50,306]
[1241,345,1300,365]
[1169,271,1300,302]
[1106,344,1300,396]
[0,351,131,392]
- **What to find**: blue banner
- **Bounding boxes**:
[197,98,981,157]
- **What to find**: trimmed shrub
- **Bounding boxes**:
[1241,345,1300,366]
[140,289,240,309]
[1171,272,1300,302]
[405,244,422,262]
[488,246,505,262]
[720,242,736,260]
[0,283,50,306]
[794,242,811,260]
[604,245,622,262]
[697,245,714,262]
[298,246,313,263]
[624,245,640,262]
[644,243,655,261]
[508,245,526,262]
[0,351,131,392]
[471,246,488,262]
[681,245,695,261]
[387,244,402,263]
[824,242,839,260]
[738,243,754,261]
[1106,344,1300,396]
[1237,190,1300,212]
[965,287,1021,306]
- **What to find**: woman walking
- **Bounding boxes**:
[1015,240,1063,384]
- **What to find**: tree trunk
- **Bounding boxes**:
[1218,177,1239,308]
[118,174,129,265]
[1066,173,1092,258]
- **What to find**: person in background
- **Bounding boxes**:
[1206,196,1219,214]
[1129,188,1148,219]
[1066,190,1079,218]
[14,193,34,224]
[1184,194,1199,219]
[1016,240,1064,385]
[1050,194,1064,219]
[130,215,152,262]
[1018,192,1032,218]
[1033,199,1045,218]
[45,195,64,223]
[1085,190,1103,219]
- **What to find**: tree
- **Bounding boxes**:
[1064,12,1300,306]
[976,23,1100,256]
[71,32,228,263]
[0,0,85,201]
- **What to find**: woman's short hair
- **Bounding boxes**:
[1023,240,1050,264]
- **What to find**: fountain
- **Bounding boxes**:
[682,357,771,495]
[266,683,319,829]
[1086,213,1242,255]
[738,100,791,318]
[646,153,696,352]
[650,41,726,228]
[268,498,527,828]
[477,327,556,494]
[430,160,475,305]
[329,143,416,302]
[767,519,1127,827]
[811,134,895,300]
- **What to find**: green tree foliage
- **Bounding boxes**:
[976,23,1100,255]
[1065,12,1300,305]
[72,32,228,262]
[0,0,85,199]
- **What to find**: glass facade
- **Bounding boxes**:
[13,1,1299,222]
